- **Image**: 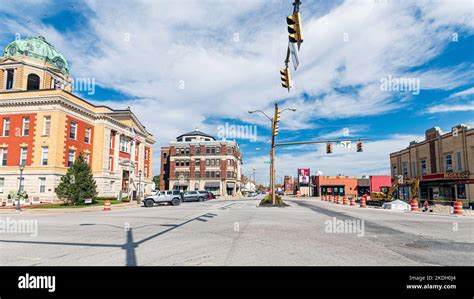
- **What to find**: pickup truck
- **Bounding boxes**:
[144,190,182,207]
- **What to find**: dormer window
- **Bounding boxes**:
[27,74,40,90]
[5,69,14,90]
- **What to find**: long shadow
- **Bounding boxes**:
[0,212,217,266]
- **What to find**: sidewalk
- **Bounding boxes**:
[0,201,140,214]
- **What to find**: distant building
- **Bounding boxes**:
[389,125,473,206]
[283,175,294,195]
[312,175,358,197]
[160,128,242,196]
[0,36,155,205]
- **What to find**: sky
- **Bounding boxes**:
[1,0,473,185]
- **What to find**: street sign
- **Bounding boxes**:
[264,161,271,164]
[340,141,352,149]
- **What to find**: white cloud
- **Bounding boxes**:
[427,102,474,113]
[449,87,474,98]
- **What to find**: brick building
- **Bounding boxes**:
[312,175,358,197]
[390,125,473,206]
[0,36,155,204]
[160,129,242,196]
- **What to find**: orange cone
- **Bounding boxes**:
[453,201,464,215]
[322,195,326,201]
[350,197,356,206]
[410,199,418,212]
[360,195,366,208]
[103,199,111,211]
[328,195,332,203]
[343,196,348,205]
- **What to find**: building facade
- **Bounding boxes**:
[312,175,358,197]
[160,129,242,196]
[0,36,155,204]
[389,125,474,207]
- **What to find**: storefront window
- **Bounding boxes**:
[457,184,466,199]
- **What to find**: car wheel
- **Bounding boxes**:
[145,199,154,207]
[171,198,180,206]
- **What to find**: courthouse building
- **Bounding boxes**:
[390,125,473,207]
[160,129,242,196]
[0,36,155,204]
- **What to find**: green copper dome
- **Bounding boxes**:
[2,36,69,75]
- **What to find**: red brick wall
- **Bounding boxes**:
[0,113,36,166]
[64,116,94,167]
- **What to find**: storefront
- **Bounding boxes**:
[419,172,472,205]
[357,179,370,196]
[204,181,220,195]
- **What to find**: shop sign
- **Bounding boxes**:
[445,171,470,179]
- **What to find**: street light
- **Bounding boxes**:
[17,163,25,212]
[249,104,296,205]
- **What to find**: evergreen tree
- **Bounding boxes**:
[56,153,98,205]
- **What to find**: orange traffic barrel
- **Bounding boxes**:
[350,197,356,206]
[328,195,332,203]
[343,196,348,205]
[103,199,111,211]
[453,201,464,215]
[360,195,366,208]
[322,195,325,201]
[410,199,418,212]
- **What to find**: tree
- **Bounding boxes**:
[56,153,97,205]
[152,175,160,190]
[241,175,250,185]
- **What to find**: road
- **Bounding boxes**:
[0,196,473,266]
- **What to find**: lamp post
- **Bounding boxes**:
[249,104,296,204]
[138,170,142,202]
[17,163,25,212]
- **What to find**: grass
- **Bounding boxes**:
[28,199,128,209]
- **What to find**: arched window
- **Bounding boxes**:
[27,74,40,90]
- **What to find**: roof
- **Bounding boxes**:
[176,128,215,140]
[2,36,69,75]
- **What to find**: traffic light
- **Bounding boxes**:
[357,142,363,152]
[287,12,303,49]
[326,143,332,154]
[280,67,291,91]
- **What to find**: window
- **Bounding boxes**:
[206,171,210,178]
[108,157,113,171]
[185,148,190,155]
[85,128,91,144]
[0,177,4,193]
[456,152,462,172]
[43,116,51,136]
[206,147,210,155]
[26,74,40,90]
[392,165,398,177]
[175,172,179,178]
[216,159,220,166]
[227,159,231,166]
[6,69,14,90]
[211,147,215,154]
[228,147,232,154]
[420,160,427,175]
[70,122,77,140]
[119,136,129,152]
[39,177,46,193]
[402,162,408,177]
[411,161,417,177]
[445,154,453,172]
[195,172,200,178]
[211,171,215,178]
[195,147,201,154]
[145,148,149,160]
[175,160,179,167]
[41,147,48,166]
[206,159,210,166]
[216,171,220,178]
[68,150,75,167]
[22,117,30,136]
[195,159,200,166]
[457,184,466,199]
[1,148,7,166]
[211,159,215,166]
[227,171,231,178]
[180,160,185,166]
[180,148,185,155]
[216,147,220,154]
[2,118,10,136]
[185,160,190,167]
[20,147,27,166]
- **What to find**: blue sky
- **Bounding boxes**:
[1,0,473,184]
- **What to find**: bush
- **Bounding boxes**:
[121,196,130,202]
[259,194,288,207]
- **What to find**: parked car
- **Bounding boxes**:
[182,190,206,202]
[144,190,181,207]
[248,191,258,197]
[197,190,212,200]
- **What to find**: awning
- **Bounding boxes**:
[205,181,220,188]
[173,182,189,187]
[227,182,235,188]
